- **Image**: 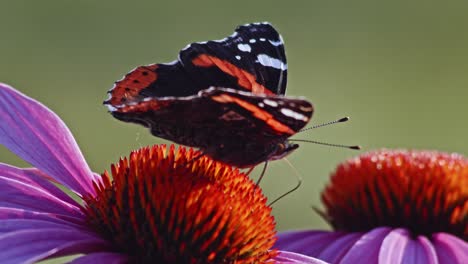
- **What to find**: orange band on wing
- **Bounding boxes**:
[108,64,159,106]
[211,94,294,135]
[192,54,274,95]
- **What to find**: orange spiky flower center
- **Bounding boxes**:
[321,150,468,240]
[83,145,277,263]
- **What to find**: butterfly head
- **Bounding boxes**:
[268,140,299,161]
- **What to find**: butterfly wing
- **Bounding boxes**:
[110,87,312,167]
[197,88,311,136]
[105,23,287,110]
[111,87,312,143]
[179,22,288,96]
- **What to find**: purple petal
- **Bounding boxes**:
[0,83,96,195]
[275,251,329,264]
[0,163,81,207]
[317,232,362,263]
[401,235,438,264]
[276,230,346,256]
[0,219,90,234]
[0,175,83,217]
[69,252,128,264]
[340,227,392,264]
[0,228,111,263]
[0,207,85,226]
[379,228,409,264]
[432,232,468,264]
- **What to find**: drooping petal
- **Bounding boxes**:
[0,175,83,217]
[379,228,409,264]
[274,251,329,264]
[432,233,468,264]
[0,207,84,226]
[0,163,80,207]
[276,230,346,256]
[0,229,112,264]
[68,252,128,264]
[0,83,95,195]
[0,219,90,235]
[340,227,392,264]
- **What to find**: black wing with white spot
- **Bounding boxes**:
[179,22,288,95]
[109,22,288,104]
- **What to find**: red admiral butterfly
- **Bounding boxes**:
[104,22,313,168]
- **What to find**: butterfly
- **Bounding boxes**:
[104,22,313,168]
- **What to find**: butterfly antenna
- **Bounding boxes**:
[256,162,269,185]
[289,139,361,150]
[245,167,255,176]
[294,116,360,150]
[299,116,349,132]
[268,158,302,206]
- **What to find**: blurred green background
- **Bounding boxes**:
[1,0,467,238]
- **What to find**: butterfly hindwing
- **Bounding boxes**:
[198,88,312,136]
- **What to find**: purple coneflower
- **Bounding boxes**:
[0,83,326,263]
[276,150,468,263]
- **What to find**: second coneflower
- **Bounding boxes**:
[276,150,468,264]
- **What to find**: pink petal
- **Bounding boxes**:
[69,252,128,264]
[0,163,80,207]
[0,83,96,195]
[379,228,409,264]
[317,232,362,263]
[401,235,438,264]
[275,251,329,264]
[340,227,392,264]
[432,233,468,264]
[0,207,84,226]
[0,175,83,217]
[0,219,89,234]
[276,230,346,256]
[0,229,111,263]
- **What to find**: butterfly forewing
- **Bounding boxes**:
[105,22,288,109]
[180,22,287,95]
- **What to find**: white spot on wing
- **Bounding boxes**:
[235,55,241,60]
[106,105,117,112]
[269,39,283,46]
[260,38,266,41]
[249,39,256,43]
[280,108,308,121]
[256,54,287,70]
[258,102,265,108]
[263,99,278,107]
[237,43,252,52]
